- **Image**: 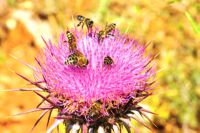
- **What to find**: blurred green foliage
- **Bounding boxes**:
[185,11,200,36]
[0,50,5,64]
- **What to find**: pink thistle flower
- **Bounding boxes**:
[16,21,157,132]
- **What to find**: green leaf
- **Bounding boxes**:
[0,53,5,64]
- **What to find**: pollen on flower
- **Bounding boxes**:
[17,15,157,132]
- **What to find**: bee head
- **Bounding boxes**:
[112,23,116,27]
[66,31,70,34]
[104,56,114,65]
[77,15,84,20]
[89,20,93,25]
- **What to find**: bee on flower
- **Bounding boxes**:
[103,56,114,65]
[97,23,116,42]
[65,49,89,67]
[65,31,77,52]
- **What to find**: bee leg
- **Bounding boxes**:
[98,38,101,43]
[87,27,93,37]
[98,37,103,44]
[81,23,84,29]
[86,25,89,30]
[105,22,108,28]
[64,60,68,65]
[108,33,114,36]
[77,22,82,27]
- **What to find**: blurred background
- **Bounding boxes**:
[0,0,199,133]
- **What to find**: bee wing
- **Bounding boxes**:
[74,50,84,56]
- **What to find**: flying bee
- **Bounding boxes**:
[65,50,89,67]
[65,31,77,52]
[97,23,116,42]
[76,15,94,30]
[85,18,94,30]
[104,56,114,65]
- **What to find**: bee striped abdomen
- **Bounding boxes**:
[66,31,77,52]
[66,31,76,44]
[65,53,78,65]
[105,23,116,34]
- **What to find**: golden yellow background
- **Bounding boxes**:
[0,0,199,132]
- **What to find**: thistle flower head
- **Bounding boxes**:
[18,18,156,132]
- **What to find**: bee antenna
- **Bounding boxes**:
[65,26,70,34]
[71,15,76,28]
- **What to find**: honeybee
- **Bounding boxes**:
[76,15,94,30]
[105,23,116,34]
[65,50,89,67]
[65,31,77,52]
[104,56,114,65]
[88,100,102,116]
[97,23,116,42]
